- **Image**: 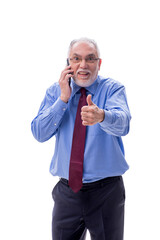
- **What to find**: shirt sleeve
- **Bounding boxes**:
[99,83,131,137]
[31,85,68,142]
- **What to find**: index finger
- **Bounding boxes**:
[64,65,72,71]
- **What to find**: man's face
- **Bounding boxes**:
[69,42,102,87]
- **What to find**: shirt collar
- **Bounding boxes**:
[71,76,100,98]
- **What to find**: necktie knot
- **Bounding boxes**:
[80,88,86,96]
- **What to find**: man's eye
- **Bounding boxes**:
[86,57,95,62]
[74,57,80,61]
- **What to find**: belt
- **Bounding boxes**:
[60,176,121,190]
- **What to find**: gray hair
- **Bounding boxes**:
[68,37,100,57]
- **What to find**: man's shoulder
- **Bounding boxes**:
[98,76,123,89]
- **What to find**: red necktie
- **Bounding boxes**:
[69,88,87,193]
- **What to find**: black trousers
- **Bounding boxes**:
[52,176,125,240]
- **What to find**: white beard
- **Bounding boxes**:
[73,78,95,87]
[73,72,98,87]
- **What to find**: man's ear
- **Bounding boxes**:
[98,58,102,70]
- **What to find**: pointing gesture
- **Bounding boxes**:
[81,94,105,126]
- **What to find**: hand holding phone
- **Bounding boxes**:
[59,60,73,103]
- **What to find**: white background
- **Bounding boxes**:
[0,0,160,239]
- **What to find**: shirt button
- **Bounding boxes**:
[63,108,66,111]
[54,123,57,126]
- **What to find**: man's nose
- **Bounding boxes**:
[80,59,88,68]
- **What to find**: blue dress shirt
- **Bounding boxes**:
[31,76,131,183]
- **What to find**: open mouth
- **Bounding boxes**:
[78,71,90,79]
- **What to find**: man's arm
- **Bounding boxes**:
[81,84,131,137]
[31,87,68,142]
[31,65,73,142]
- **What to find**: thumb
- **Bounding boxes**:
[87,94,94,106]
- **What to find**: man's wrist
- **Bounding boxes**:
[60,96,69,103]
[99,109,105,123]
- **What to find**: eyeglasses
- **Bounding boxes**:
[68,56,99,64]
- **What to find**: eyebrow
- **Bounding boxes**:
[72,53,97,57]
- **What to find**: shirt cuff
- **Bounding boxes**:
[42,97,68,119]
[99,110,113,128]
[51,97,68,116]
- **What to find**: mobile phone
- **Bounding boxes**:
[67,59,71,86]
